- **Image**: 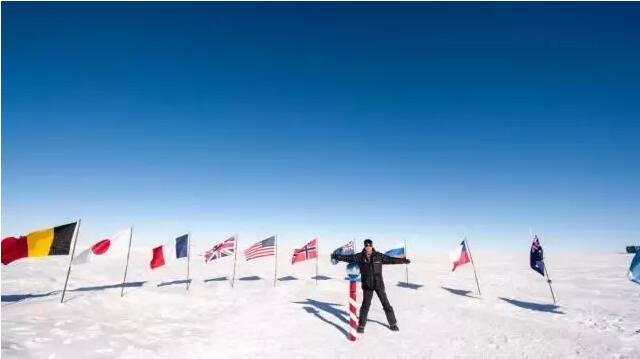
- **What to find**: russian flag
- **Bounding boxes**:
[150,234,189,270]
[384,245,406,258]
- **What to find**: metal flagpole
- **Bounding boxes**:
[120,225,134,297]
[186,232,191,291]
[464,238,482,296]
[273,234,278,287]
[404,239,409,285]
[315,238,319,285]
[544,261,557,305]
[61,218,82,303]
[231,234,238,288]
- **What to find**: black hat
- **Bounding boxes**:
[363,239,373,246]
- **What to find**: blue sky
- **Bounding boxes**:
[2,2,639,252]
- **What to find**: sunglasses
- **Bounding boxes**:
[364,243,373,247]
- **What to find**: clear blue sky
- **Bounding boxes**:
[2,2,639,252]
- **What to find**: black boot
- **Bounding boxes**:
[389,324,399,331]
[357,326,365,333]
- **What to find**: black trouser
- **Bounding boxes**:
[359,286,397,328]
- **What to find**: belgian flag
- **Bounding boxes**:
[2,222,77,265]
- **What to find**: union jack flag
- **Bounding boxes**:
[292,238,318,264]
[204,237,236,263]
[336,240,355,255]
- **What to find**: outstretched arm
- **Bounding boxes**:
[382,254,410,265]
[332,253,357,263]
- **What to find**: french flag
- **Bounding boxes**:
[150,234,189,270]
[450,240,470,271]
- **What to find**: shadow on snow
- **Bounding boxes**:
[440,286,478,298]
[499,297,564,314]
[157,279,192,287]
[2,281,147,303]
[397,281,424,289]
[292,298,389,337]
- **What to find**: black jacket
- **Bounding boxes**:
[333,250,407,290]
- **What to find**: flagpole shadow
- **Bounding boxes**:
[72,281,146,292]
[2,291,58,303]
[2,281,148,304]
[397,281,423,290]
[157,279,192,287]
[441,286,478,299]
[499,297,564,314]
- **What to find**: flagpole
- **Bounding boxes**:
[231,234,238,288]
[61,218,81,303]
[544,261,557,305]
[315,238,319,285]
[404,239,409,285]
[273,234,278,287]
[120,225,134,297]
[186,232,191,291]
[464,238,482,296]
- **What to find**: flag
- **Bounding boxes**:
[384,244,406,258]
[150,234,189,269]
[530,235,545,276]
[449,240,470,271]
[629,251,640,285]
[244,236,276,261]
[204,237,236,263]
[73,227,131,265]
[292,238,318,264]
[2,222,77,265]
[331,240,355,265]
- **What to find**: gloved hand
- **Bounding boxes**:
[404,258,411,264]
[330,253,337,260]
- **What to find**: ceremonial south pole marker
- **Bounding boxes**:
[346,262,360,341]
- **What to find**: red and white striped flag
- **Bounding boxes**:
[244,236,276,261]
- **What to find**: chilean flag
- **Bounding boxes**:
[450,240,471,271]
[73,227,132,264]
[150,234,189,269]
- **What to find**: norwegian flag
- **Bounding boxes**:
[292,238,318,264]
[204,237,236,263]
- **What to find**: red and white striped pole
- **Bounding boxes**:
[348,280,358,341]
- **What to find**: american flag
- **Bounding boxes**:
[292,238,318,264]
[204,237,236,263]
[244,236,276,261]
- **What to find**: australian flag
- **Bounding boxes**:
[530,235,545,276]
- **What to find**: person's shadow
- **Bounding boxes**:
[292,298,390,337]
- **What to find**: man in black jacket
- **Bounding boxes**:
[331,238,410,332]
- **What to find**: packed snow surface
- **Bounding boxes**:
[2,249,639,358]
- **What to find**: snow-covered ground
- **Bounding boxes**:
[2,249,639,358]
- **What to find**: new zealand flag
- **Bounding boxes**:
[530,235,545,276]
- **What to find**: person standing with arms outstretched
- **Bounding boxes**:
[331,238,410,332]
